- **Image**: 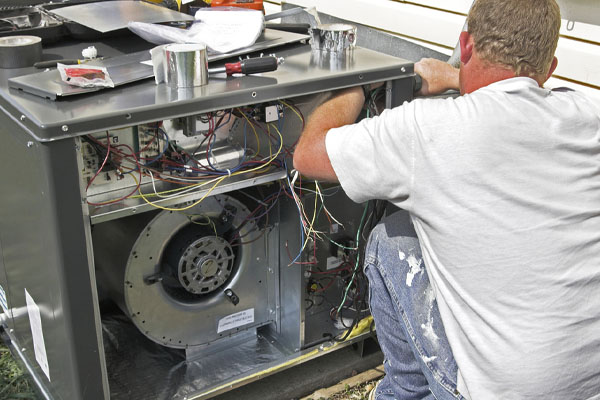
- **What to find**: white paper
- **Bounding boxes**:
[128,8,264,54]
[25,289,50,381]
[217,308,254,333]
[326,256,343,270]
[0,284,8,315]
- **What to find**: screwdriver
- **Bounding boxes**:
[208,56,283,76]
[34,58,104,69]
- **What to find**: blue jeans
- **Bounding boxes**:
[364,211,463,400]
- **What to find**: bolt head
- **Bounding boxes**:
[26,141,34,148]
[61,125,69,132]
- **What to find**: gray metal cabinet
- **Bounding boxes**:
[0,35,413,399]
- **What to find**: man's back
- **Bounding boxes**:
[405,77,600,399]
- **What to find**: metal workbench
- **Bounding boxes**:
[0,33,414,400]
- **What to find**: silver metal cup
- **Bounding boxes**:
[309,24,357,54]
[164,43,208,88]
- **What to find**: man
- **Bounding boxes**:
[293,0,600,399]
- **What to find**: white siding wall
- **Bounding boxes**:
[265,0,600,105]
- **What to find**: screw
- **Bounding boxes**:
[61,125,69,132]
[19,115,26,121]
[21,348,26,352]
[26,141,34,148]
[401,66,406,73]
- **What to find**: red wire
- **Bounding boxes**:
[86,143,142,206]
[314,277,337,293]
[86,132,111,191]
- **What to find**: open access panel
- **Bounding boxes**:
[0,34,414,399]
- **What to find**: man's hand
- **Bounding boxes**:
[415,58,460,96]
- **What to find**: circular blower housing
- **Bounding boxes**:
[93,194,268,348]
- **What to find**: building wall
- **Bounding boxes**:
[265,0,600,105]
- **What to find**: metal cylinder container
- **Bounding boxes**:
[0,35,42,69]
[164,43,208,88]
[309,24,357,54]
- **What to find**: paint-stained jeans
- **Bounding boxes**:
[364,211,463,400]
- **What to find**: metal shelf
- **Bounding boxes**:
[88,169,287,224]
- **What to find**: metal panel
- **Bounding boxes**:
[49,1,194,33]
[0,41,413,142]
[0,109,108,399]
[0,235,13,331]
[8,30,310,100]
[0,26,416,399]
[282,3,449,63]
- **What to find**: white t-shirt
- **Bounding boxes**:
[326,77,600,400]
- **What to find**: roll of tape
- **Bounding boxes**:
[164,43,208,89]
[0,36,42,69]
[310,24,357,54]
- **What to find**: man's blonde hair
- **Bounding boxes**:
[467,0,561,79]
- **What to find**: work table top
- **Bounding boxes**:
[0,34,413,142]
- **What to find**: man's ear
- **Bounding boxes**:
[546,57,558,80]
[459,31,474,65]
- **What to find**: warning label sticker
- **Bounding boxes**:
[217,308,254,334]
[25,289,50,381]
[0,284,8,315]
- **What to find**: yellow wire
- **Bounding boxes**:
[266,123,273,159]
[130,175,223,199]
[188,214,218,236]
[134,174,227,212]
[279,100,303,123]
[131,124,284,211]
[238,108,261,157]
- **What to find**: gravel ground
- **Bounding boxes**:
[328,380,376,400]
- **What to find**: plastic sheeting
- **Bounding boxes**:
[102,306,285,399]
[128,7,264,54]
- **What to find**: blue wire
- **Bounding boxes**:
[244,185,283,222]
[143,128,169,167]
[121,126,169,176]
[215,109,233,130]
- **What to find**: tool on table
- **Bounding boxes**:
[263,6,311,34]
[34,58,105,69]
[210,0,264,12]
[208,56,282,75]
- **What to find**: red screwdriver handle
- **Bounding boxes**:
[224,56,279,76]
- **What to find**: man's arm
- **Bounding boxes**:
[293,58,457,180]
[415,58,459,96]
[292,86,365,181]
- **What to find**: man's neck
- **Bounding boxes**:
[459,53,518,94]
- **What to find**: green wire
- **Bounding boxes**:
[336,202,370,314]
